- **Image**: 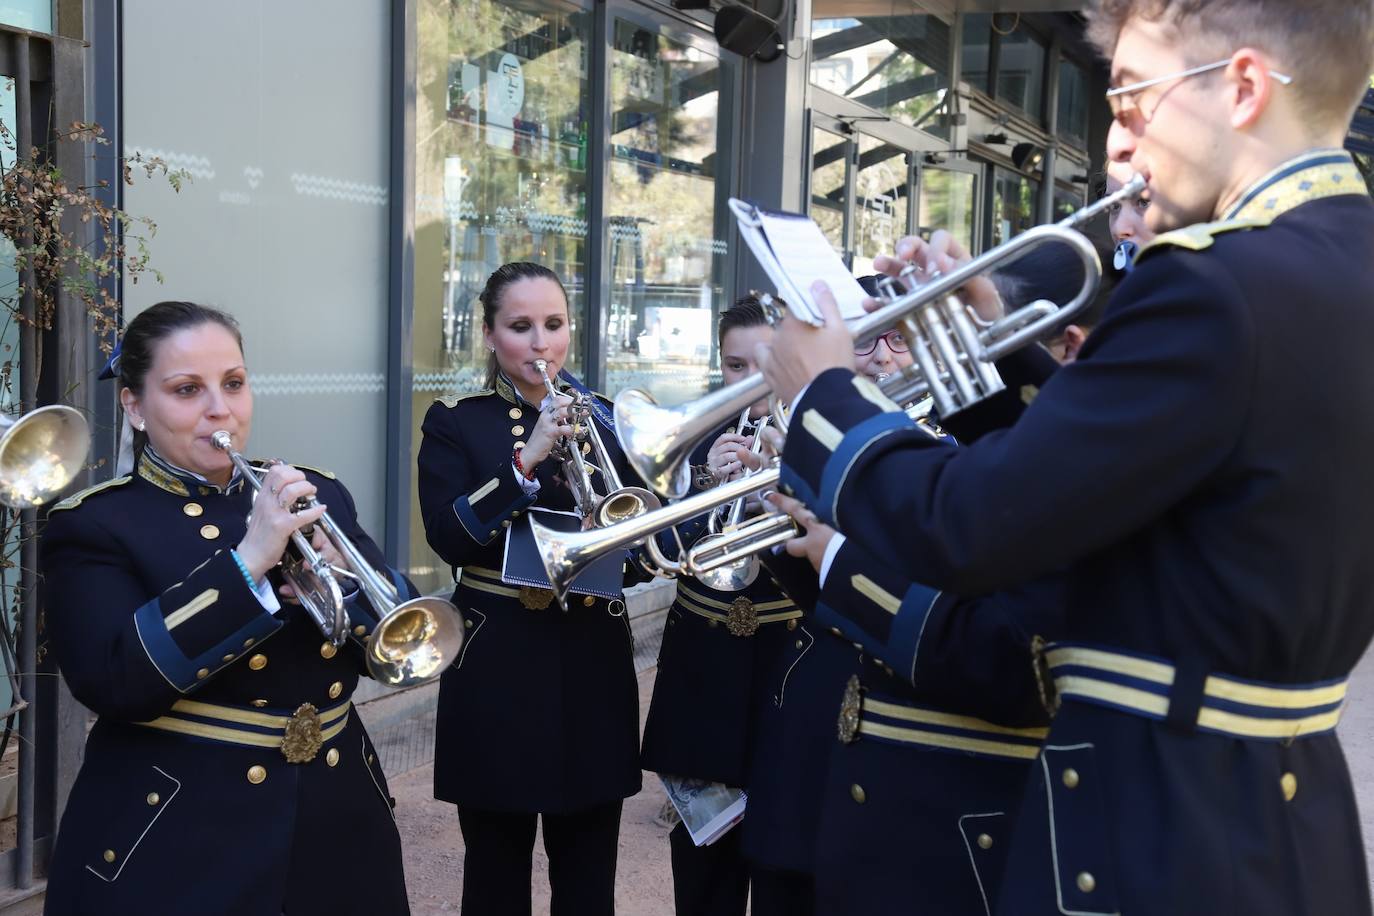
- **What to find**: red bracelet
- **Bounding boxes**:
[513,447,536,480]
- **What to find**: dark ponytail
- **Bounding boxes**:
[118,301,243,458]
[479,262,568,388]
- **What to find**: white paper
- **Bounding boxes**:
[730,198,870,324]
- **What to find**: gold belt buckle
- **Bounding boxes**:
[1030,635,1061,718]
[519,585,555,610]
[282,702,324,763]
[726,597,759,637]
[837,675,863,744]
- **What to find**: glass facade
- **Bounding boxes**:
[995,22,1045,121]
[1057,60,1089,144]
[917,167,976,254]
[810,2,949,131]
[810,125,847,257]
[0,1,49,33]
[122,1,392,537]
[603,16,734,404]
[991,167,1038,246]
[852,135,907,276]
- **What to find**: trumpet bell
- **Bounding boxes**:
[593,486,662,529]
[366,596,466,688]
[613,390,696,500]
[0,405,90,508]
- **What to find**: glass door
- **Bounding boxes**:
[916,157,981,255]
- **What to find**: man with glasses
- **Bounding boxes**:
[753,1,1374,913]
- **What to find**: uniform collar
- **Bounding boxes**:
[494,370,527,408]
[137,444,246,497]
[1224,148,1367,222]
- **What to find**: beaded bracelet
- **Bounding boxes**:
[513,446,536,481]
[229,549,260,593]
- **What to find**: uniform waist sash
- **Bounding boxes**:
[1045,643,1347,741]
[675,582,801,636]
[133,697,352,755]
[839,677,1048,761]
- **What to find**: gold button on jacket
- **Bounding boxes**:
[199,524,220,540]
[248,653,268,671]
[246,765,267,785]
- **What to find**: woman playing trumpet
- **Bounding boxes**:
[640,296,806,916]
[417,261,645,916]
[41,301,412,915]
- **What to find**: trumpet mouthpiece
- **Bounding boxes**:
[210,430,233,451]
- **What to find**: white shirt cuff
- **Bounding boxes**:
[251,572,283,615]
[514,463,541,495]
[818,532,847,587]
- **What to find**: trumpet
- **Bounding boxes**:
[211,431,465,687]
[536,461,787,607]
[533,360,660,528]
[614,175,1146,499]
[695,410,773,591]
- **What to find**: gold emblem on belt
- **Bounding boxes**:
[519,585,555,610]
[726,597,759,637]
[282,703,324,763]
[838,675,863,744]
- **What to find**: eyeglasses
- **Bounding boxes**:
[854,330,909,356]
[1106,58,1293,127]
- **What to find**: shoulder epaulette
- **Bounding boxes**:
[1137,217,1268,261]
[48,475,132,513]
[435,390,492,409]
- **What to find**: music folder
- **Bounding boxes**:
[502,507,625,600]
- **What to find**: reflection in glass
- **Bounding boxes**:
[992,167,1038,246]
[918,168,975,255]
[810,2,949,131]
[961,13,991,94]
[1057,60,1089,144]
[852,135,907,276]
[810,126,847,257]
[1054,186,1085,220]
[605,19,731,406]
[412,0,593,591]
[995,22,1045,120]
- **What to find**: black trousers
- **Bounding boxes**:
[457,801,623,916]
[668,821,750,916]
[750,865,815,916]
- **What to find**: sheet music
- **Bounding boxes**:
[730,198,870,325]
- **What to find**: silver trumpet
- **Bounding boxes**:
[533,359,660,528]
[534,462,794,607]
[614,175,1146,499]
[211,431,465,687]
[695,411,773,591]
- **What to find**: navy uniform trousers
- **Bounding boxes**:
[418,370,645,916]
[640,423,807,916]
[42,450,410,916]
[778,150,1374,915]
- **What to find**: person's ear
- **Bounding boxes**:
[1227,48,1277,130]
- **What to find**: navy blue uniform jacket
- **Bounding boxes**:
[779,151,1374,915]
[418,371,642,814]
[42,451,410,916]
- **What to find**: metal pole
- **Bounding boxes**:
[14,32,35,891]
